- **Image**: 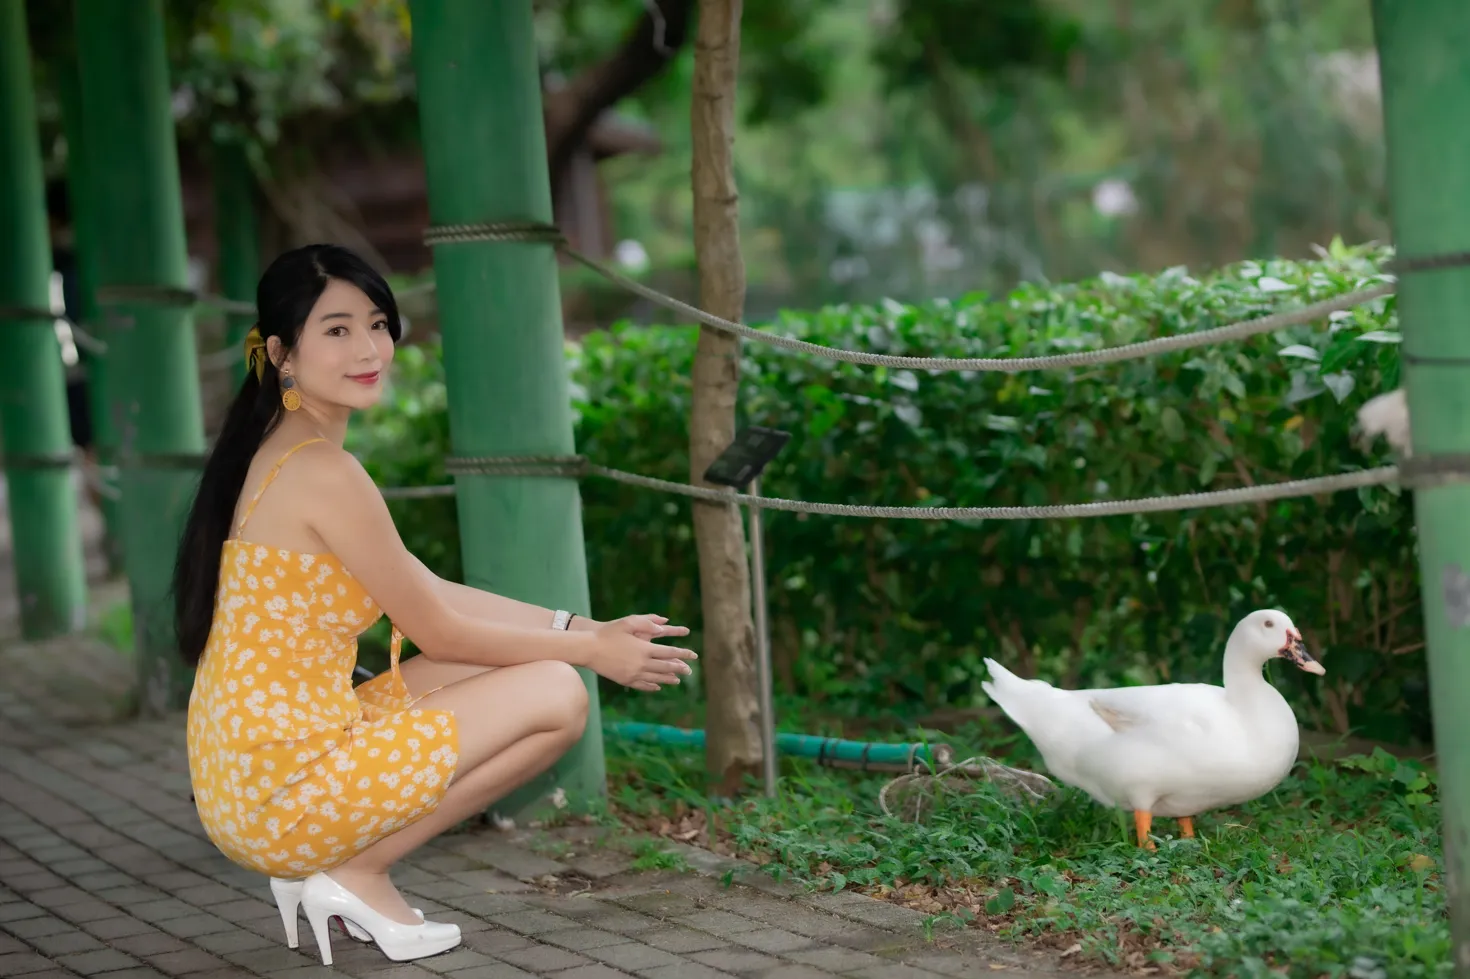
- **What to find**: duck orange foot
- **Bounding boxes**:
[1134,811,1195,848]
[1133,810,1157,850]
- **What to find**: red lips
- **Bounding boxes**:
[347,371,381,385]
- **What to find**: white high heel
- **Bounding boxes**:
[299,872,461,965]
[269,877,426,947]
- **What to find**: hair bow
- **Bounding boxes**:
[243,325,266,381]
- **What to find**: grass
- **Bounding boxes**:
[599,701,1447,978]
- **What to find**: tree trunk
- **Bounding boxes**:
[688,0,762,796]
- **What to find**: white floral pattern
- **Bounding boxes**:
[185,440,459,877]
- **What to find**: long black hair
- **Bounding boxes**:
[172,244,402,667]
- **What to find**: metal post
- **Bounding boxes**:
[748,478,777,797]
[407,0,605,818]
[0,0,90,638]
[1371,3,1470,970]
[212,141,259,388]
[76,0,207,714]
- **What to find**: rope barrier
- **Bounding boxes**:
[379,484,457,500]
[420,220,1397,373]
[421,453,1417,520]
[0,304,59,321]
[44,224,1459,520]
[66,322,108,356]
[95,284,256,316]
[0,306,109,354]
[566,253,1394,373]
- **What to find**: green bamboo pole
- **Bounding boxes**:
[407,0,606,818]
[0,0,89,638]
[56,55,124,575]
[1371,3,1470,968]
[212,141,258,388]
[75,0,206,715]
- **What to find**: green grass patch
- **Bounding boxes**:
[602,706,1445,978]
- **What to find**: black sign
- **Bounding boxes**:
[703,426,791,489]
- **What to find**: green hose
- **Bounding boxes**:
[606,720,945,770]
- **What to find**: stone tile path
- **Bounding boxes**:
[0,548,1100,979]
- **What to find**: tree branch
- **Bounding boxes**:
[543,0,695,184]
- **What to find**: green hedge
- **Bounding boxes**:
[346,241,1425,744]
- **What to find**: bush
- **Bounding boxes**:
[348,241,1424,744]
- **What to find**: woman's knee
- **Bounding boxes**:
[532,660,590,739]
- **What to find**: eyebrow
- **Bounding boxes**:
[319,309,385,322]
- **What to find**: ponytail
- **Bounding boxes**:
[171,361,288,665]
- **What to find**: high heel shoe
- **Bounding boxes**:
[269,877,427,947]
[300,872,461,965]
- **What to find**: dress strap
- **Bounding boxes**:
[232,437,328,540]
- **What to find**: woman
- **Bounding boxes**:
[174,244,696,966]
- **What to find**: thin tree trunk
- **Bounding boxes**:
[688,0,761,796]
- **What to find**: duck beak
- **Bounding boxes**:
[1280,628,1325,675]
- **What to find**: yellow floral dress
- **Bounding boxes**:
[186,438,460,877]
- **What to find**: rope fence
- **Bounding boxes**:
[422,221,1401,373]
[20,219,1469,517]
[421,454,1412,519]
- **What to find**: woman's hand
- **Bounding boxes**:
[589,615,696,692]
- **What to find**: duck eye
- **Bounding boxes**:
[1265,619,1275,629]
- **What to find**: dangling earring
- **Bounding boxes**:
[280,373,301,412]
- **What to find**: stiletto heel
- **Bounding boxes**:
[304,899,337,966]
[299,872,460,964]
[270,876,429,945]
[268,878,300,949]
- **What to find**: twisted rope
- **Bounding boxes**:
[433,454,1408,519]
[0,306,109,354]
[95,284,257,316]
[421,219,1396,373]
[878,755,1057,822]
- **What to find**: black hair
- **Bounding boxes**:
[172,244,402,667]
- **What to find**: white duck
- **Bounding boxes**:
[981,609,1326,848]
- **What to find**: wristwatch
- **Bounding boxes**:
[551,609,574,631]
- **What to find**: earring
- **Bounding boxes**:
[281,374,301,412]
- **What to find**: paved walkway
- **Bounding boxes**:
[0,627,1097,979]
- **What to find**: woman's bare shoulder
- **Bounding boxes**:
[283,438,375,494]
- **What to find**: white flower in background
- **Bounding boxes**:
[615,239,650,273]
[1092,179,1138,218]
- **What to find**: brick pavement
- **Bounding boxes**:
[0,627,1101,979]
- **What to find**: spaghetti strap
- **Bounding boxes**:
[232,437,328,540]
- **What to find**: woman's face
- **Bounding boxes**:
[281,278,395,413]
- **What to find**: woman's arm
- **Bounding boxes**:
[300,445,691,687]
[405,551,602,632]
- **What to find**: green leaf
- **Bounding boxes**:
[985,888,1016,914]
[1323,372,1357,403]
[1199,453,1220,486]
[1279,344,1321,361]
[1160,407,1186,441]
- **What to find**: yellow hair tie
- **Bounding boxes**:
[243,325,266,381]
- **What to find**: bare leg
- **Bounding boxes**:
[395,651,497,693]
[1133,810,1156,850]
[1178,816,1195,839]
[328,659,588,923]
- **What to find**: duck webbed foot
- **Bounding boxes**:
[1133,810,1157,850]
